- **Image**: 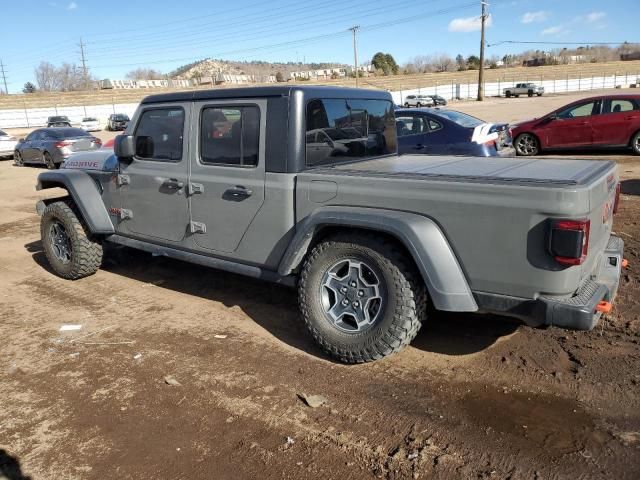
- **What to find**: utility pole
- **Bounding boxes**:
[349,25,360,88]
[477,1,488,101]
[78,37,89,90]
[0,59,8,94]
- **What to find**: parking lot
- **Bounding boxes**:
[1,91,639,479]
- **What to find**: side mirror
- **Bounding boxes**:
[19,138,25,143]
[114,135,135,158]
[547,113,557,121]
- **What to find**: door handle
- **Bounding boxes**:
[163,178,184,189]
[224,185,253,200]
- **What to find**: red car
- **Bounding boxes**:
[512,94,640,156]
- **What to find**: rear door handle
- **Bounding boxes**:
[224,185,253,200]
[163,178,184,189]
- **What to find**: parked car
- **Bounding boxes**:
[47,116,72,127]
[428,95,447,106]
[403,95,435,107]
[107,114,130,131]
[34,86,625,364]
[512,94,640,156]
[396,108,513,156]
[80,117,101,132]
[14,127,102,169]
[503,83,544,98]
[0,129,18,159]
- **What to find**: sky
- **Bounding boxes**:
[0,0,638,93]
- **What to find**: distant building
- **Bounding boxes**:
[621,52,640,61]
[99,78,193,90]
[289,65,373,80]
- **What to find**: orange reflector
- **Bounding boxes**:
[595,301,612,314]
[622,258,629,268]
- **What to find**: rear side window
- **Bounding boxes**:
[200,106,260,167]
[134,108,185,161]
[428,119,443,131]
[305,98,396,166]
[396,115,428,136]
[605,99,636,114]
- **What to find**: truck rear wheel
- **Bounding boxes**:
[41,200,103,280]
[528,90,534,97]
[299,233,426,363]
[505,91,511,98]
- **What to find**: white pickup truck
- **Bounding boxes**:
[503,82,544,98]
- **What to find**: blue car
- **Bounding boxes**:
[395,108,513,157]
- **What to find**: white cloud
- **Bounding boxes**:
[541,25,569,36]
[521,11,548,24]
[67,1,77,10]
[448,15,493,33]
[586,11,606,22]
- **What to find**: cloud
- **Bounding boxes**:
[586,11,606,22]
[448,15,492,33]
[541,25,569,36]
[521,11,548,24]
[67,1,77,10]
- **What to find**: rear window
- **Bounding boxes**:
[82,117,97,122]
[48,128,91,138]
[48,116,69,122]
[432,110,483,128]
[305,98,396,167]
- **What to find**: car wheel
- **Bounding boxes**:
[631,131,640,155]
[416,102,422,107]
[515,94,520,98]
[515,133,540,156]
[404,102,409,108]
[528,90,534,97]
[537,93,543,97]
[41,200,103,280]
[14,151,24,166]
[505,91,511,98]
[44,152,58,169]
[299,233,427,363]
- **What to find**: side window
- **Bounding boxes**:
[396,115,427,137]
[558,101,596,119]
[428,119,442,131]
[134,108,185,161]
[606,99,635,114]
[200,106,260,167]
[25,131,37,141]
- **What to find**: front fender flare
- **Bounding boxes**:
[278,207,477,312]
[36,170,115,235]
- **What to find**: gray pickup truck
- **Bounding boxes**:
[503,82,545,98]
[35,86,625,363]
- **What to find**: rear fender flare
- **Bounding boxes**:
[36,169,114,234]
[278,207,477,312]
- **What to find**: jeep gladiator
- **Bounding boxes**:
[34,86,625,363]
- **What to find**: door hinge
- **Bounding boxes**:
[189,221,207,234]
[120,208,133,220]
[187,183,204,195]
[117,174,130,186]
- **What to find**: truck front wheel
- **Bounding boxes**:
[41,200,103,280]
[299,234,426,363]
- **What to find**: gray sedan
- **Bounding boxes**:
[14,128,102,169]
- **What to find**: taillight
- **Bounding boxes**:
[55,140,72,148]
[613,182,621,214]
[93,138,102,145]
[549,219,590,266]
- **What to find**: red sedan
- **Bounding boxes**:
[512,94,640,156]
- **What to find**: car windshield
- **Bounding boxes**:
[432,110,484,128]
[83,117,97,122]
[48,128,91,138]
[48,116,69,122]
[113,115,129,121]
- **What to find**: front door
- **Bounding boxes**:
[544,100,600,148]
[188,100,266,254]
[118,103,190,243]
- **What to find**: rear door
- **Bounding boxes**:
[118,103,190,243]
[544,100,600,148]
[592,98,639,146]
[188,99,266,253]
[396,113,434,153]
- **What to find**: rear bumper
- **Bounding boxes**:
[475,235,624,330]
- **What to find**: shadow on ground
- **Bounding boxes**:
[25,240,520,361]
[0,450,32,480]
[621,178,640,195]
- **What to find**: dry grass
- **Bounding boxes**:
[1,60,639,109]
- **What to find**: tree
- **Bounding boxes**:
[384,54,399,74]
[371,52,399,76]
[466,55,480,70]
[125,68,164,80]
[275,71,285,82]
[22,82,37,93]
[34,61,58,92]
[456,54,466,71]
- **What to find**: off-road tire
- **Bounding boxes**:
[505,91,511,98]
[14,151,24,166]
[630,131,640,155]
[299,233,427,363]
[528,90,534,97]
[44,151,57,170]
[41,200,103,280]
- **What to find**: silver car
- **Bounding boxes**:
[0,129,18,158]
[403,95,435,108]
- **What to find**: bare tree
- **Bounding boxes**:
[34,61,58,92]
[125,68,165,80]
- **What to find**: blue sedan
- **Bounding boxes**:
[395,108,514,156]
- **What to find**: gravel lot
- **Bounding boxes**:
[1,91,639,479]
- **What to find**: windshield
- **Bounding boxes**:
[432,110,484,128]
[48,116,69,122]
[113,115,129,121]
[82,117,97,122]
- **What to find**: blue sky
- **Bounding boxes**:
[0,0,637,93]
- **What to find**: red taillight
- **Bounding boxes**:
[54,140,72,148]
[550,219,590,266]
[613,182,621,214]
[93,138,102,145]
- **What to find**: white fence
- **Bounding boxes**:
[1,72,639,129]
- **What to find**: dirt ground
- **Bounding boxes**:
[1,92,640,479]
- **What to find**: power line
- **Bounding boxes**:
[487,40,634,47]
[78,38,89,89]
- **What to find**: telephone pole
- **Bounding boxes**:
[0,60,8,94]
[477,1,488,101]
[349,25,360,88]
[78,37,89,89]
